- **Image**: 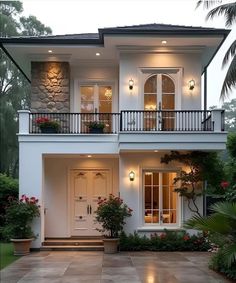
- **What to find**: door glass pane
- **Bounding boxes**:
[80,86,94,113]
[162,75,174,93]
[98,86,112,132]
[144,75,157,93]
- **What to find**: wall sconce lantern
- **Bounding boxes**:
[129,171,135,181]
[129,79,134,90]
[188,79,195,90]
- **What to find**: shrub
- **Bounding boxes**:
[0,174,18,235]
[2,195,40,240]
[210,250,236,280]
[119,230,210,251]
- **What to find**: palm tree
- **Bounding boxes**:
[197,1,236,100]
[185,201,236,268]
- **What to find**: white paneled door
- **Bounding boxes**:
[71,170,110,236]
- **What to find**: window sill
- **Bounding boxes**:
[137,226,183,232]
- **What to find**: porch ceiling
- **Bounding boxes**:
[2,33,226,80]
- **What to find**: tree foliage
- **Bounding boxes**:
[0,1,52,177]
[197,0,236,100]
[161,151,224,216]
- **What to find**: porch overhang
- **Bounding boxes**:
[118,132,228,151]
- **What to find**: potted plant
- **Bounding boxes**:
[36,117,60,133]
[3,194,40,255]
[95,194,132,253]
[87,121,105,134]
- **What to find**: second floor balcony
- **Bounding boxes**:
[18,109,227,152]
[19,109,225,134]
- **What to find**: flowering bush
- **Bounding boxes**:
[36,117,60,131]
[119,230,210,251]
[2,195,40,239]
[95,194,132,238]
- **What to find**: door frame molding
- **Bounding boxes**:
[73,79,117,113]
[138,67,183,110]
[67,167,112,237]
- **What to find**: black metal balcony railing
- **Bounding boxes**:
[29,110,217,134]
[30,113,120,134]
[121,110,213,131]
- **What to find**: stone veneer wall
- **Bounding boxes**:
[31,62,70,112]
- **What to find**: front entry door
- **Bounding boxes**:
[71,169,110,236]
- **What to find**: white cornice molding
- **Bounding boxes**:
[28,54,72,61]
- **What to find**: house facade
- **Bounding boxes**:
[1,24,229,248]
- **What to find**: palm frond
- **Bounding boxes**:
[185,213,231,234]
[210,202,236,221]
[221,56,236,100]
[222,244,236,267]
[196,0,221,9]
[222,39,236,66]
[206,3,236,27]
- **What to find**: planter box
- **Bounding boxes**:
[40,127,59,133]
[11,238,33,255]
[103,238,119,254]
[89,128,104,134]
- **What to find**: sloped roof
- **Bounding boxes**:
[0,23,230,44]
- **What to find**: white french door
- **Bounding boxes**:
[80,84,113,132]
[70,169,110,236]
[143,171,179,226]
[143,73,176,130]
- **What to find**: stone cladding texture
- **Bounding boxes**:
[31,62,70,112]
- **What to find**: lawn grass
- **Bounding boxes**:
[0,242,21,270]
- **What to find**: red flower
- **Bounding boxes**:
[183,235,190,241]
[36,117,49,124]
[220,181,230,189]
[160,233,166,239]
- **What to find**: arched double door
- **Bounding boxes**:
[144,73,176,130]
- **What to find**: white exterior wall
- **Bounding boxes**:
[119,52,202,111]
[119,152,203,235]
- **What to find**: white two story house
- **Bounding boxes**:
[1,24,229,249]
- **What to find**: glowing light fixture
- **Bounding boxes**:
[105,87,112,100]
[129,79,134,90]
[129,171,135,181]
[188,79,195,90]
[96,52,100,56]
[48,50,53,53]
[87,155,92,158]
[161,40,167,44]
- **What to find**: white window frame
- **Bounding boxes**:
[138,168,182,231]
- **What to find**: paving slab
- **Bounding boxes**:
[0,251,233,283]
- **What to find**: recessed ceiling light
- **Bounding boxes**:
[96,52,100,56]
[48,50,53,53]
[154,150,159,152]
[161,40,167,44]
[87,155,92,158]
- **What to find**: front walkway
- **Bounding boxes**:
[0,251,232,283]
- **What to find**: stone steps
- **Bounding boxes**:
[41,237,104,251]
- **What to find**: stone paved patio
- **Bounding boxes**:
[0,251,233,283]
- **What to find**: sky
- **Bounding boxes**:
[21,0,236,107]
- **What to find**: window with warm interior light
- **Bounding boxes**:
[143,171,178,225]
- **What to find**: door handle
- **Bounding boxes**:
[87,205,89,214]
[90,205,92,214]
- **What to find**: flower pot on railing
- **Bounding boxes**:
[35,117,60,134]
[40,126,59,133]
[88,121,105,134]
